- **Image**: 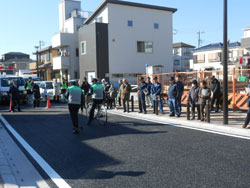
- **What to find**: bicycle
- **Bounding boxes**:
[85,102,108,126]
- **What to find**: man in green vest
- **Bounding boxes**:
[87,78,104,125]
[61,78,68,102]
[67,80,82,134]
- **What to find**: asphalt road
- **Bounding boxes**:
[1,104,250,188]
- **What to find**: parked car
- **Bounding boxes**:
[0,76,27,104]
[39,81,55,100]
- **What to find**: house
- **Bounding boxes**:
[241,27,250,66]
[51,0,91,81]
[78,0,177,84]
[190,42,242,71]
[0,52,34,75]
[173,42,195,72]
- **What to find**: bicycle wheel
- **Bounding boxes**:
[97,104,108,126]
[85,103,91,119]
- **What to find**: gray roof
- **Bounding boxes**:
[194,42,241,52]
[84,0,177,24]
[173,42,195,48]
[3,52,29,56]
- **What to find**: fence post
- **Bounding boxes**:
[155,96,159,115]
[232,68,236,112]
[131,95,134,112]
[187,100,190,120]
[206,100,210,123]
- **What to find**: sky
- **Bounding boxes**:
[0,0,250,59]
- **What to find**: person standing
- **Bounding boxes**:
[168,77,180,117]
[119,78,131,113]
[9,80,21,112]
[145,77,153,107]
[67,81,82,134]
[243,76,250,128]
[108,83,117,109]
[61,78,68,102]
[137,77,147,114]
[25,77,33,104]
[54,79,60,103]
[151,77,164,114]
[188,80,201,120]
[117,79,123,107]
[210,75,221,112]
[80,77,91,112]
[32,82,41,108]
[199,80,211,121]
[176,75,184,114]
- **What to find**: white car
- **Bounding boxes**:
[39,81,55,100]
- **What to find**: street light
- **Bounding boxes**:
[34,46,39,77]
[223,0,228,124]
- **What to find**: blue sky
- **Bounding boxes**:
[0,0,249,59]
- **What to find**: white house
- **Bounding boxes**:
[78,0,177,84]
[51,0,91,80]
[190,42,242,71]
[173,42,195,72]
[241,27,250,65]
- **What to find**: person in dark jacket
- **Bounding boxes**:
[80,77,90,112]
[243,76,250,128]
[199,80,211,121]
[9,80,21,112]
[31,82,41,108]
[176,75,184,113]
[210,75,221,112]
[137,77,147,114]
[151,77,163,114]
[146,77,153,107]
[168,77,180,117]
[188,80,201,120]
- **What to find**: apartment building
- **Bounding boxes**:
[173,42,195,72]
[78,0,177,83]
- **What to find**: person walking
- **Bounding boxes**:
[25,77,33,104]
[61,78,68,102]
[188,80,201,120]
[108,83,117,109]
[146,77,153,107]
[210,75,221,112]
[243,76,250,128]
[168,77,180,117]
[151,77,164,114]
[9,80,21,112]
[67,81,82,134]
[176,75,184,113]
[80,77,91,112]
[31,82,41,108]
[119,78,131,113]
[137,77,147,114]
[199,80,211,121]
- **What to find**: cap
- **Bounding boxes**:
[170,76,175,80]
[153,76,158,80]
[140,77,145,81]
[91,78,98,83]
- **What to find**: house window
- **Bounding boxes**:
[74,71,78,79]
[81,41,86,55]
[76,48,79,57]
[208,53,221,62]
[96,17,103,23]
[128,20,133,27]
[174,48,180,55]
[174,60,180,65]
[137,41,153,53]
[46,51,50,61]
[197,54,205,63]
[154,23,159,29]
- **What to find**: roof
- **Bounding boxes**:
[173,42,195,48]
[3,52,29,56]
[84,0,177,24]
[194,42,241,52]
[2,58,34,63]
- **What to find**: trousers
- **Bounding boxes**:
[68,104,80,129]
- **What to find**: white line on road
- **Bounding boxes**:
[108,111,250,140]
[0,115,72,188]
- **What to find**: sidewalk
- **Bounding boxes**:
[110,104,250,139]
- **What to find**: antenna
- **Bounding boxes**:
[197,30,205,48]
[39,40,45,49]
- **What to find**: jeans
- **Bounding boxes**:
[68,104,81,129]
[123,98,130,112]
[191,103,200,119]
[168,98,180,116]
[33,99,40,108]
[89,99,103,121]
[11,98,21,111]
[177,97,182,113]
[139,94,146,112]
[244,107,250,126]
[152,96,163,113]
[211,94,220,110]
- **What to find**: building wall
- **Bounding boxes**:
[107,4,173,83]
[90,6,109,24]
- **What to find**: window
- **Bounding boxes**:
[74,71,78,79]
[128,20,133,27]
[174,48,180,55]
[81,41,86,55]
[46,51,50,61]
[154,23,159,29]
[195,54,205,63]
[174,60,180,65]
[208,53,221,62]
[76,48,79,57]
[183,48,191,56]
[96,17,103,23]
[137,41,153,53]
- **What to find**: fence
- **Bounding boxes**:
[137,69,250,111]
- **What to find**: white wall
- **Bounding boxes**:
[90,6,109,24]
[107,4,173,82]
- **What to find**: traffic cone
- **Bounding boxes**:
[9,98,12,112]
[46,96,51,109]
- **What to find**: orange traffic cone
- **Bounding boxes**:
[9,98,12,112]
[46,96,51,109]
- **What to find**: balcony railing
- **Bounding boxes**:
[52,56,70,70]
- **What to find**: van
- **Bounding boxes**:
[39,81,55,100]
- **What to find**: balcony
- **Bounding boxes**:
[53,56,70,70]
[52,32,74,48]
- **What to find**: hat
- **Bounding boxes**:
[170,77,175,81]
[153,76,158,80]
[140,77,145,81]
[192,80,198,85]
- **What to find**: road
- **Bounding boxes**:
[1,103,250,188]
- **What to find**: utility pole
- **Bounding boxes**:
[197,30,205,48]
[39,40,45,49]
[223,0,228,124]
[34,46,40,77]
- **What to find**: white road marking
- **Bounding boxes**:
[108,111,250,140]
[0,115,72,188]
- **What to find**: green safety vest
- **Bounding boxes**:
[92,83,104,100]
[26,81,31,89]
[68,85,82,105]
[61,82,67,89]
